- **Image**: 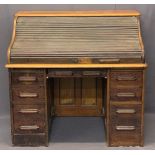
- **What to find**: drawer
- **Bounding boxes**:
[13,104,45,120]
[110,70,143,87]
[12,85,45,104]
[109,127,142,146]
[14,123,46,134]
[13,133,47,146]
[110,104,142,125]
[110,87,142,102]
[11,70,45,86]
[47,70,107,77]
[48,71,73,77]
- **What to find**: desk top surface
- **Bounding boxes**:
[5,63,147,69]
[15,10,140,17]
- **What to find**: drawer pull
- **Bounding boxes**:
[99,58,120,63]
[18,76,37,82]
[116,93,136,97]
[116,126,135,131]
[19,93,38,98]
[82,71,100,76]
[19,109,39,114]
[19,125,39,130]
[116,109,136,114]
[117,76,136,81]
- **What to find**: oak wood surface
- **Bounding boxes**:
[5,63,148,68]
[54,77,103,116]
[108,69,143,146]
[7,10,144,64]
[15,10,140,17]
[7,10,146,147]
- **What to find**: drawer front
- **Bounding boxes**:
[110,87,142,102]
[13,133,47,146]
[14,123,45,134]
[11,71,45,86]
[12,85,45,104]
[110,128,141,146]
[13,104,45,120]
[47,70,107,77]
[110,70,143,87]
[110,104,142,125]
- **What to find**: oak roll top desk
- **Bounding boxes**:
[5,10,147,147]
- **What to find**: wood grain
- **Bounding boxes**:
[15,10,140,17]
[82,78,96,105]
[7,16,17,63]
[11,16,142,61]
[5,63,148,68]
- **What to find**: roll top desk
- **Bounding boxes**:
[5,10,147,147]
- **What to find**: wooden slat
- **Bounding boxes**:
[9,15,144,62]
[82,78,97,105]
[59,78,74,105]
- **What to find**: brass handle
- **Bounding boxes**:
[18,76,37,82]
[82,71,100,76]
[117,76,136,81]
[19,125,39,130]
[19,93,38,98]
[99,59,120,63]
[19,109,39,114]
[116,126,135,131]
[116,109,136,114]
[116,93,136,97]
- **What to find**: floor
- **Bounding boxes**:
[0,113,155,150]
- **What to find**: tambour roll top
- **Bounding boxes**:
[8,10,144,64]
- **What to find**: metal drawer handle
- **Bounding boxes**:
[99,59,120,63]
[116,126,135,131]
[82,71,100,76]
[19,93,38,98]
[116,93,136,97]
[19,125,39,130]
[116,109,136,114]
[117,76,136,81]
[18,76,37,82]
[19,109,39,114]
